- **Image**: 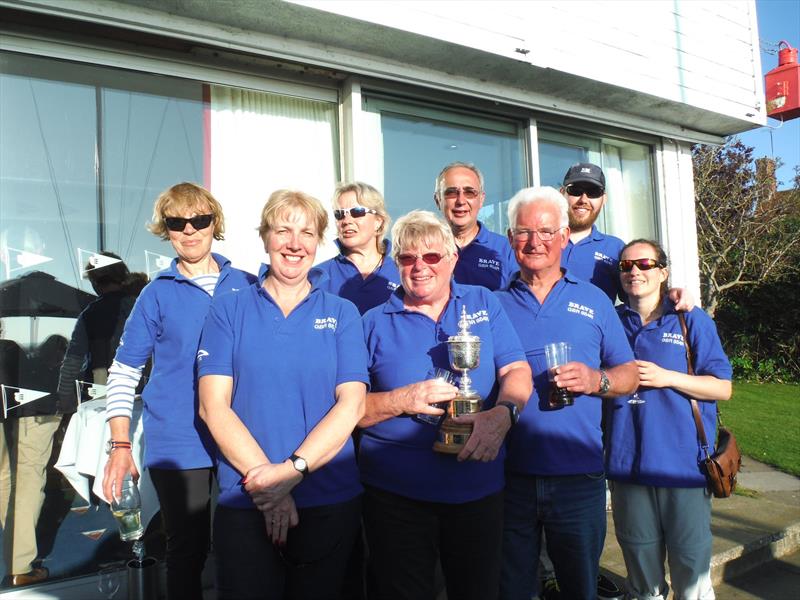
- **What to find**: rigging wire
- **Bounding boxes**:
[29,79,80,287]
[124,98,171,261]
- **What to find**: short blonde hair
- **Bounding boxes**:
[148,182,225,241]
[391,210,457,263]
[333,181,391,248]
[258,189,328,242]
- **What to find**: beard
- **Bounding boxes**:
[568,204,601,231]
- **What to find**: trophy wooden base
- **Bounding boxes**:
[433,418,473,454]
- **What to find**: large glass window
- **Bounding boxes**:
[362,96,527,233]
[537,128,657,242]
[0,50,338,591]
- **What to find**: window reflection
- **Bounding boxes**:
[0,51,204,589]
[537,129,657,242]
[366,102,526,235]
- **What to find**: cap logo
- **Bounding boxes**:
[581,168,591,173]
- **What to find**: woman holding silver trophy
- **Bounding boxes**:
[358,210,531,600]
[197,190,368,600]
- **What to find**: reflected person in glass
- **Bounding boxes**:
[197,190,368,600]
[315,182,400,315]
[359,210,531,600]
[102,182,256,600]
[433,162,518,291]
[606,240,732,600]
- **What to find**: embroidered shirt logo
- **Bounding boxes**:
[462,309,490,327]
[387,281,400,291]
[314,317,338,331]
[661,332,685,346]
[593,251,614,266]
[567,301,595,320]
[197,349,209,361]
[477,258,501,272]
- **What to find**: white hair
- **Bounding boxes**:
[507,186,569,229]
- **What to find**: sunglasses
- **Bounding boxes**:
[334,207,378,220]
[442,186,481,201]
[565,184,604,199]
[164,214,214,232]
[619,258,665,272]
[397,253,445,267]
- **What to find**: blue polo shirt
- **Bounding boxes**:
[561,225,626,302]
[114,253,255,470]
[315,240,401,315]
[360,282,525,503]
[496,271,634,476]
[606,303,732,488]
[197,266,368,509]
[453,222,518,291]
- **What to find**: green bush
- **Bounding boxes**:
[715,279,800,383]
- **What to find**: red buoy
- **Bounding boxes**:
[765,41,800,121]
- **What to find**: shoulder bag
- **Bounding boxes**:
[677,312,741,498]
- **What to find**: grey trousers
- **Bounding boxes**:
[610,481,715,600]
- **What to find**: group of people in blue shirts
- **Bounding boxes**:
[99,161,732,600]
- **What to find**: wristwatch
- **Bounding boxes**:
[497,401,520,427]
[289,453,309,478]
[598,370,610,395]
[105,440,132,454]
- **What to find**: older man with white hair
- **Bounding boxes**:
[496,186,638,600]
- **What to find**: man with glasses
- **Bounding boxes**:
[560,163,626,303]
[496,186,638,600]
[433,162,517,291]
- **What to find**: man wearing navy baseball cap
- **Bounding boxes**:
[559,163,626,303]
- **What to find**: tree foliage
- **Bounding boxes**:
[692,139,800,317]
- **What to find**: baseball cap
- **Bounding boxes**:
[562,163,605,188]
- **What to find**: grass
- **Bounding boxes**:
[723,382,800,477]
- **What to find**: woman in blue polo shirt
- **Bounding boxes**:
[315,181,400,315]
[359,210,531,600]
[197,189,369,600]
[606,239,732,600]
[102,183,256,600]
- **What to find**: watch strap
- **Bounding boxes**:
[598,370,610,395]
[497,401,519,426]
[289,453,308,478]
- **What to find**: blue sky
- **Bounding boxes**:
[738,0,800,189]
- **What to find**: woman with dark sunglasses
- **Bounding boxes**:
[102,182,255,600]
[358,210,531,600]
[315,182,401,315]
[605,239,732,600]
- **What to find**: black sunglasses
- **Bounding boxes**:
[164,214,214,232]
[397,253,444,267]
[619,258,665,272]
[565,184,604,199]
[334,207,378,220]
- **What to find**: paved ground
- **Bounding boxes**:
[713,549,800,599]
[601,457,800,595]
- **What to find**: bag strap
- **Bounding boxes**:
[677,312,712,459]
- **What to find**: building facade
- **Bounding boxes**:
[0,1,764,596]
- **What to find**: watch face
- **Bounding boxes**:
[294,457,308,472]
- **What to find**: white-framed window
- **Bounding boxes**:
[537,127,658,242]
[354,93,528,234]
[0,47,340,590]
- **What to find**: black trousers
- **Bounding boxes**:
[149,467,213,600]
[363,485,504,600]
[213,496,362,600]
